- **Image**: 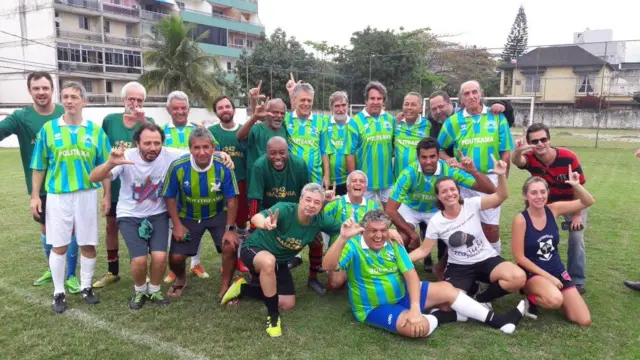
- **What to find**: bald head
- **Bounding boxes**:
[266,136,288,170]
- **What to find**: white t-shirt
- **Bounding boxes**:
[111,147,186,218]
[425,197,498,265]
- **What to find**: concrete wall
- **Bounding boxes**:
[0,106,249,147]
[513,106,640,129]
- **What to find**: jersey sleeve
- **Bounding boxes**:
[518,152,532,170]
[389,171,411,203]
[0,111,19,140]
[221,165,239,199]
[319,120,333,156]
[247,159,264,201]
[394,244,415,273]
[498,114,514,152]
[95,129,111,166]
[338,239,356,270]
[323,198,339,218]
[346,121,361,156]
[319,213,342,236]
[162,162,180,199]
[30,127,48,170]
[449,167,476,189]
[438,118,456,153]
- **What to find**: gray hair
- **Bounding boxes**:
[61,81,87,100]
[166,90,189,107]
[329,91,349,107]
[266,98,287,110]
[121,81,147,100]
[266,136,287,148]
[364,81,387,101]
[300,183,325,202]
[292,82,315,98]
[360,209,391,229]
[404,91,423,104]
[188,127,215,148]
[346,170,368,187]
[459,80,483,95]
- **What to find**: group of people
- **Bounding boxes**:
[0,70,605,340]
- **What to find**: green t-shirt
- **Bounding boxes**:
[101,113,155,203]
[0,104,65,195]
[247,153,309,210]
[209,123,247,181]
[246,122,288,183]
[243,202,342,263]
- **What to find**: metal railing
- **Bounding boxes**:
[105,65,142,74]
[56,29,103,43]
[54,0,101,11]
[102,2,140,17]
[140,10,168,21]
[182,8,263,27]
[104,35,141,47]
[57,61,104,73]
[87,93,107,104]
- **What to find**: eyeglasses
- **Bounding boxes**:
[530,137,549,145]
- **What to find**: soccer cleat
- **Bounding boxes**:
[190,264,210,279]
[65,275,81,294]
[147,291,170,306]
[80,287,100,305]
[307,278,327,296]
[221,277,247,305]
[129,291,146,310]
[92,272,120,288]
[524,297,539,320]
[623,280,640,292]
[287,257,303,270]
[164,271,177,284]
[266,316,282,337]
[236,259,249,273]
[34,270,52,286]
[52,293,67,313]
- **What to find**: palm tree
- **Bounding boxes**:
[140,15,226,110]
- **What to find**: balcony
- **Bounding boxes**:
[104,35,141,48]
[105,94,167,104]
[56,29,103,44]
[140,10,169,22]
[105,65,142,75]
[102,2,140,22]
[58,61,104,73]
[54,0,101,15]
[206,0,258,13]
[87,93,107,104]
[180,9,264,36]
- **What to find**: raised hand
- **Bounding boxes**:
[249,80,267,101]
[128,106,146,123]
[489,154,508,176]
[253,97,272,119]
[564,164,581,187]
[264,208,279,230]
[340,217,364,239]
[395,112,405,122]
[457,149,477,173]
[108,142,135,166]
[286,72,301,95]
[324,181,337,202]
[489,103,505,114]
[514,136,533,153]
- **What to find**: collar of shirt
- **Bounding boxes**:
[57,117,88,127]
[401,116,425,125]
[167,122,193,129]
[330,116,351,124]
[361,109,387,118]
[462,105,488,118]
[433,161,443,176]
[344,194,366,206]
[360,236,390,251]
[190,155,214,173]
[218,123,240,132]
[292,111,314,121]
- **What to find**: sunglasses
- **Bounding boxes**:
[530,137,549,145]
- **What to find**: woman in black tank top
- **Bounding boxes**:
[510,175,595,327]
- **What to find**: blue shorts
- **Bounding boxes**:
[364,281,430,333]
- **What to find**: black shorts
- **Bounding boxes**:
[335,183,348,197]
[444,256,506,293]
[240,246,295,295]
[33,195,47,225]
[170,212,227,256]
[524,269,576,291]
[107,202,118,218]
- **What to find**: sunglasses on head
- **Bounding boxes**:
[530,137,549,145]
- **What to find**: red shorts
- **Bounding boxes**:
[236,180,250,226]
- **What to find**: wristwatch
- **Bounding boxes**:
[225,225,237,232]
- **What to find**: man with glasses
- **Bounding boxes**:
[511,122,588,296]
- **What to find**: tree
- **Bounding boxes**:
[431,44,499,97]
[501,5,528,62]
[139,15,226,110]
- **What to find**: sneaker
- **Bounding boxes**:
[190,264,210,279]
[164,271,176,284]
[524,297,539,320]
[52,293,67,313]
[236,259,249,273]
[287,257,303,270]
[307,278,327,296]
[93,272,120,288]
[623,280,640,292]
[576,285,587,295]
[65,275,81,294]
[129,291,146,310]
[80,287,100,305]
[266,315,282,337]
[221,277,247,305]
[147,291,169,306]
[34,269,53,286]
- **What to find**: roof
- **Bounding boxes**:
[620,62,640,71]
[498,45,613,70]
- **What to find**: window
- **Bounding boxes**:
[234,38,244,47]
[176,1,185,9]
[82,79,92,93]
[212,9,223,16]
[113,0,120,4]
[191,24,227,46]
[104,20,110,34]
[577,74,596,93]
[106,81,113,93]
[247,39,253,48]
[227,62,232,71]
[524,75,541,94]
[78,16,89,30]
[126,24,133,37]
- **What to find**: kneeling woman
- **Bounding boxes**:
[511,172,594,327]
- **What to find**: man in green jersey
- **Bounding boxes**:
[438,80,514,255]
[210,95,250,273]
[326,91,351,196]
[95,81,154,289]
[30,82,111,313]
[323,210,525,337]
[0,72,80,291]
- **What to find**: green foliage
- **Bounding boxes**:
[502,5,529,62]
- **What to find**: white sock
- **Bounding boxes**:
[134,283,148,293]
[80,255,96,290]
[190,241,203,269]
[148,283,161,294]
[450,292,490,323]
[321,232,330,249]
[423,314,439,336]
[49,251,66,295]
[296,253,302,259]
[491,240,502,254]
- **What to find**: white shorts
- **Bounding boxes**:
[398,204,435,228]
[460,174,501,225]
[46,189,99,247]
[364,187,392,203]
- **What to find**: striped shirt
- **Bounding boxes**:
[163,124,194,150]
[438,106,514,174]
[394,117,432,179]
[339,237,414,322]
[519,147,585,203]
[324,195,380,244]
[328,117,350,185]
[390,160,476,213]
[30,118,110,194]
[162,154,238,220]
[285,112,332,184]
[346,110,395,190]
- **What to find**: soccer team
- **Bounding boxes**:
[1,70,602,339]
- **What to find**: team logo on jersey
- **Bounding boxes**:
[210,181,221,192]
[309,127,317,138]
[537,236,555,261]
[485,120,497,133]
[384,121,392,132]
[54,133,62,141]
[84,135,93,145]
[385,250,396,263]
[363,123,371,133]
[183,180,190,187]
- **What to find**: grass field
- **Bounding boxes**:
[1,146,640,360]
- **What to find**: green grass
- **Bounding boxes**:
[1,147,640,359]
[508,128,640,150]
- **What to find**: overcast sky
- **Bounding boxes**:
[258,0,640,60]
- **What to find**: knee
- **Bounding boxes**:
[258,256,276,274]
[545,291,564,309]
[106,217,118,233]
[52,245,68,255]
[170,254,186,264]
[221,243,236,256]
[328,275,346,290]
[504,269,526,290]
[571,314,592,327]
[279,298,296,310]
[80,245,96,258]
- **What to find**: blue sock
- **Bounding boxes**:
[41,233,52,263]
[66,236,79,279]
